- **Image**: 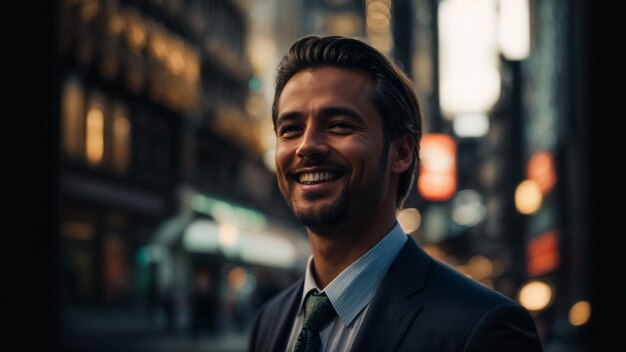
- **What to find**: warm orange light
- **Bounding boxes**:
[397,208,422,233]
[228,267,247,290]
[111,106,131,173]
[108,13,125,37]
[61,79,84,158]
[166,44,186,76]
[518,280,553,312]
[149,32,168,61]
[527,151,556,194]
[366,0,391,33]
[418,134,457,201]
[218,223,239,248]
[569,300,591,326]
[79,0,99,23]
[515,179,542,214]
[126,13,147,51]
[366,0,393,52]
[467,255,493,280]
[183,52,200,82]
[527,230,559,277]
[327,13,362,37]
[85,105,105,166]
[422,245,446,262]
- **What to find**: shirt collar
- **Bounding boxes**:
[299,222,407,326]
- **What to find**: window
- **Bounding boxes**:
[85,93,107,166]
[61,77,85,159]
[111,103,132,174]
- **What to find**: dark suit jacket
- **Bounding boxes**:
[249,237,543,352]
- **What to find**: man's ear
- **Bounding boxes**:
[389,134,414,174]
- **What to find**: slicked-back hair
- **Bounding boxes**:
[272,35,422,208]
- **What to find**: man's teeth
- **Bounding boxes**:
[298,172,338,184]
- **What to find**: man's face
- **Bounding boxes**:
[275,67,391,227]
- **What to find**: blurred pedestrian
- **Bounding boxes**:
[249,35,543,352]
[189,269,218,339]
[251,267,281,311]
[161,284,176,332]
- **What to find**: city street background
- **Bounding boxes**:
[2,0,625,352]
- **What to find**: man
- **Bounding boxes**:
[249,35,542,352]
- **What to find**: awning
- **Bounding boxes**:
[182,219,305,269]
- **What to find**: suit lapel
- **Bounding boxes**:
[268,279,304,352]
[350,238,432,352]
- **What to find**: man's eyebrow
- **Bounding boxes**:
[276,111,301,125]
[277,106,366,125]
[319,106,366,124]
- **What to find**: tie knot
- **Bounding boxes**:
[303,292,337,331]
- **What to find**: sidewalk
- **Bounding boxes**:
[61,306,248,352]
[64,332,247,352]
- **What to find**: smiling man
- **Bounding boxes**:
[249,36,542,352]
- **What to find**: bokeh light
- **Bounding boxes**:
[467,255,493,280]
[397,208,422,233]
[569,300,591,326]
[218,223,240,249]
[85,101,105,166]
[518,280,553,312]
[497,0,530,60]
[527,151,556,195]
[515,179,543,215]
[452,190,486,226]
[453,113,490,138]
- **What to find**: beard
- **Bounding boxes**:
[289,184,350,227]
[283,144,390,228]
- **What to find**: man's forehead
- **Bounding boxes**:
[278,67,372,108]
[285,66,370,85]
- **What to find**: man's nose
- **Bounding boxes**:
[296,128,330,159]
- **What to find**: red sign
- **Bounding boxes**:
[527,230,559,277]
[418,134,457,201]
[527,151,556,195]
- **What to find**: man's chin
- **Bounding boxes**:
[291,203,347,227]
[295,214,341,227]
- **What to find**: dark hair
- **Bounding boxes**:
[272,35,422,208]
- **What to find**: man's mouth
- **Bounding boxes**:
[295,171,343,185]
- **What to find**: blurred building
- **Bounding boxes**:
[55,0,308,344]
[51,0,605,349]
[392,1,624,352]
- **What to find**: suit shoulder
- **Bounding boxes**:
[249,278,303,352]
[427,258,518,310]
[252,277,303,327]
[399,258,541,350]
[260,278,302,312]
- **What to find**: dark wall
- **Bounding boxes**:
[581,1,626,351]
[1,1,59,352]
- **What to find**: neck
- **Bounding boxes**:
[306,208,396,289]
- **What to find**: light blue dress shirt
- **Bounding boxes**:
[286,223,408,352]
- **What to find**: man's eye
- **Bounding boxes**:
[328,122,353,132]
[279,125,302,137]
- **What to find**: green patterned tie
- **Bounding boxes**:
[293,292,337,352]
